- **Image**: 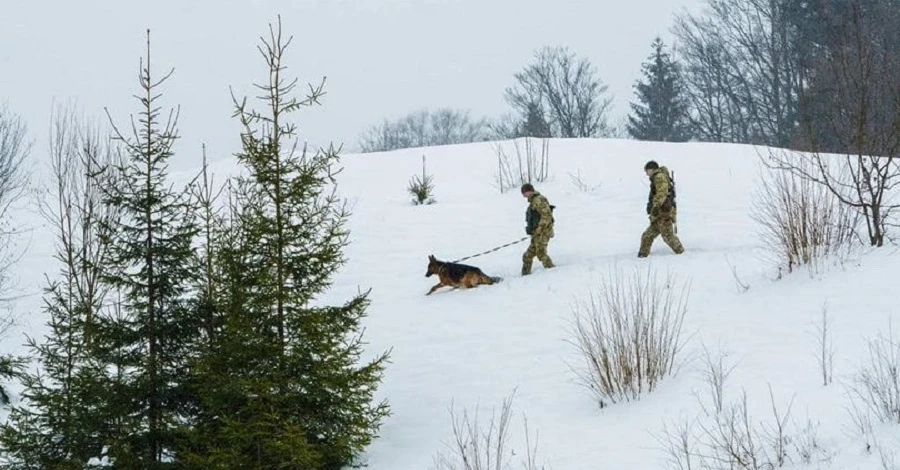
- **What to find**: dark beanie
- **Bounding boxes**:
[644,160,659,170]
[520,183,535,193]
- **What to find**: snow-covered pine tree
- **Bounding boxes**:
[183,16,391,469]
[627,37,692,142]
[0,105,120,468]
[91,30,202,467]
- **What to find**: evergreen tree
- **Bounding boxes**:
[91,30,201,467]
[0,106,119,468]
[182,16,390,469]
[627,37,692,142]
[519,101,552,138]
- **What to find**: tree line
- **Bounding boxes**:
[359,0,900,156]
[0,17,390,469]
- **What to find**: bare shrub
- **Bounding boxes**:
[791,418,830,466]
[568,169,601,193]
[877,437,900,470]
[846,322,900,425]
[696,344,735,416]
[567,266,690,408]
[752,151,858,276]
[495,137,550,193]
[430,390,547,470]
[724,255,750,294]
[813,302,835,386]
[654,348,828,469]
[408,154,436,205]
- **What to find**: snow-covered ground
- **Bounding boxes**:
[4,137,900,469]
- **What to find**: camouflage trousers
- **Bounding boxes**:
[522,229,554,275]
[638,213,684,256]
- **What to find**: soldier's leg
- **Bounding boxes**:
[659,217,684,254]
[521,237,537,275]
[639,220,660,257]
[536,232,554,268]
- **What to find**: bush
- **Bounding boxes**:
[752,151,858,276]
[655,348,833,469]
[430,389,546,470]
[567,266,689,408]
[847,322,900,426]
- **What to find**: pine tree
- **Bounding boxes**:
[627,37,692,142]
[91,30,202,467]
[183,16,391,469]
[519,101,552,138]
[0,106,119,468]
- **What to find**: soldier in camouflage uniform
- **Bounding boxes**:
[520,183,555,275]
[638,161,684,257]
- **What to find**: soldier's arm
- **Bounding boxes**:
[652,173,669,209]
[535,197,553,230]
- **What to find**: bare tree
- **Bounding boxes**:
[38,100,121,344]
[673,0,806,146]
[505,45,614,138]
[767,1,900,247]
[358,108,489,152]
[0,102,30,305]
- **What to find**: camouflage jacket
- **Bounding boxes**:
[646,166,676,216]
[525,192,555,236]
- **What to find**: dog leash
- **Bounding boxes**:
[451,236,530,263]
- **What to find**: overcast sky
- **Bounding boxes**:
[1,0,705,172]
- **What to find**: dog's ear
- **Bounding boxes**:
[428,254,435,261]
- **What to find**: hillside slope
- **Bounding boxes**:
[320,138,900,469]
[3,137,900,469]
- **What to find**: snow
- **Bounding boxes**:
[4,137,900,468]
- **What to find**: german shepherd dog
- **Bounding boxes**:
[425,255,502,295]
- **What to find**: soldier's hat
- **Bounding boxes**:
[644,160,659,170]
[520,183,535,193]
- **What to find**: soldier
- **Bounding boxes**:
[638,161,684,257]
[520,183,555,275]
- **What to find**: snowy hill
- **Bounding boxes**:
[4,137,900,469]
